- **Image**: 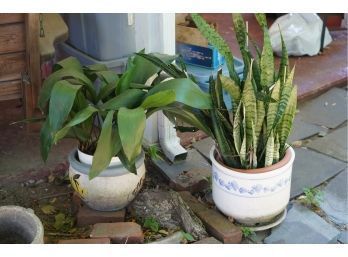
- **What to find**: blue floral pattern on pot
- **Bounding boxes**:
[212,171,291,196]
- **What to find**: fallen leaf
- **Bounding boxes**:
[49,198,57,204]
[41,205,56,215]
[158,229,169,235]
[48,174,55,183]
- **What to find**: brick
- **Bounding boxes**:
[58,238,110,244]
[90,222,144,244]
[194,237,222,244]
[77,205,125,227]
[179,191,242,244]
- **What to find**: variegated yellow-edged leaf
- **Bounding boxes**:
[265,131,274,167]
[267,79,281,134]
[260,26,274,88]
[233,101,243,155]
[242,60,257,153]
[219,74,241,113]
[255,100,265,150]
[240,113,247,167]
[251,120,258,168]
[273,133,280,163]
[278,85,297,155]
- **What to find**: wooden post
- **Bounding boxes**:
[24,13,41,131]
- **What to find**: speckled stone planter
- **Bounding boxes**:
[0,206,44,244]
[210,146,295,226]
[69,149,146,211]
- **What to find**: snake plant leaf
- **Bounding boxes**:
[267,79,281,135]
[191,13,240,85]
[233,101,243,155]
[272,67,295,133]
[255,100,265,142]
[265,130,274,167]
[278,85,297,155]
[140,90,176,109]
[278,30,289,87]
[251,120,258,168]
[259,25,274,88]
[273,133,280,163]
[219,74,241,112]
[241,60,257,153]
[100,89,146,110]
[255,13,268,28]
[53,56,83,72]
[89,110,115,180]
[239,107,247,167]
[147,78,212,109]
[38,68,96,110]
[232,13,252,80]
[53,105,98,144]
[48,80,82,133]
[118,107,146,164]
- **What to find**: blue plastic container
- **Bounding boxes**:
[176,42,225,69]
[185,58,244,110]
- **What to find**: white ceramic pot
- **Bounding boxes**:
[69,149,146,211]
[210,146,295,225]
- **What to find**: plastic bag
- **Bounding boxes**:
[269,13,333,56]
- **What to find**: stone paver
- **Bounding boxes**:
[192,137,215,161]
[307,126,348,162]
[179,191,242,244]
[338,231,348,244]
[76,205,125,227]
[296,87,348,129]
[264,203,340,244]
[152,149,211,193]
[319,169,348,226]
[288,117,325,142]
[90,222,144,244]
[194,237,222,244]
[58,238,111,244]
[291,147,346,198]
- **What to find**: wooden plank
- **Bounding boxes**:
[0,52,26,80]
[0,23,25,54]
[0,79,21,100]
[0,14,24,25]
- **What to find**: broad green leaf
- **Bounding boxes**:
[100,89,146,110]
[85,64,108,71]
[191,13,240,85]
[40,119,53,162]
[53,56,82,72]
[38,68,96,110]
[140,90,176,109]
[118,107,146,164]
[48,80,82,133]
[89,110,115,180]
[54,105,98,144]
[147,78,212,109]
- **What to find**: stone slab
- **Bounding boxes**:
[90,222,144,244]
[296,87,348,129]
[338,231,348,244]
[264,203,340,244]
[307,126,348,162]
[152,149,211,193]
[288,117,325,142]
[290,148,346,198]
[192,137,215,161]
[179,191,242,244]
[193,237,222,244]
[76,205,125,227]
[319,169,348,226]
[58,238,110,244]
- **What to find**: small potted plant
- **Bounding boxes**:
[140,13,297,226]
[38,52,212,211]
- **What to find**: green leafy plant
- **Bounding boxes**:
[182,232,195,242]
[302,187,323,208]
[143,217,160,232]
[145,144,164,161]
[140,14,297,169]
[241,226,255,238]
[38,51,212,179]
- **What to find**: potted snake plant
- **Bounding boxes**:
[38,51,212,211]
[140,13,297,226]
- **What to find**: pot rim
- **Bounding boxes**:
[69,148,145,177]
[210,145,295,179]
